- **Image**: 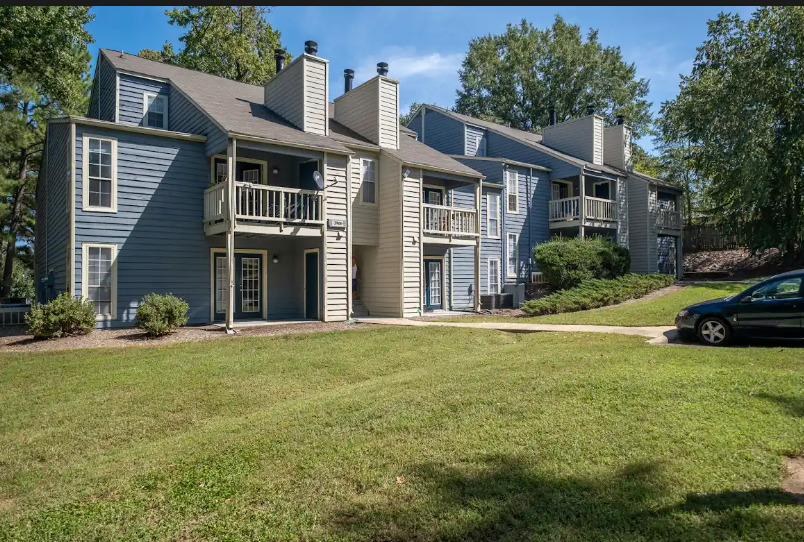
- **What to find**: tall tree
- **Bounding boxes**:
[456,16,653,139]
[663,6,804,261]
[0,7,93,298]
[138,6,286,85]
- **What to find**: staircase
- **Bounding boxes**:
[351,294,369,318]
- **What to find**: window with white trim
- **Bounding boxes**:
[486,193,500,238]
[361,159,376,204]
[506,169,519,213]
[83,136,116,212]
[488,259,500,295]
[507,233,518,278]
[143,92,168,129]
[83,243,116,319]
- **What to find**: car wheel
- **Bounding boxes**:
[697,317,732,346]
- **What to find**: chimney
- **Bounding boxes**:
[548,105,556,126]
[344,69,354,93]
[604,120,632,170]
[274,49,286,73]
[264,41,329,136]
[376,62,389,76]
[616,114,625,125]
[586,104,595,116]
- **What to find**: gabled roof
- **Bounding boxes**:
[417,104,626,178]
[628,170,683,192]
[100,49,352,155]
[386,135,484,179]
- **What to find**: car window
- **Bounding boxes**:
[750,277,802,301]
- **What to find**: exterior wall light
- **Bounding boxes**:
[272,255,279,264]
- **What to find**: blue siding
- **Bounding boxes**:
[450,183,476,309]
[419,109,464,155]
[464,124,486,156]
[88,55,117,122]
[486,131,581,180]
[480,185,503,295]
[169,87,228,156]
[74,125,211,326]
[118,73,170,127]
[406,111,422,140]
[36,122,71,301]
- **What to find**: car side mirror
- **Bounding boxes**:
[739,296,754,304]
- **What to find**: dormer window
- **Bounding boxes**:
[143,92,168,129]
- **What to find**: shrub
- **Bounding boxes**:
[25,292,96,339]
[135,293,189,337]
[534,237,630,290]
[521,274,675,316]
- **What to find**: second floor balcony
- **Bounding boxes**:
[204,181,324,236]
[656,208,682,231]
[422,203,479,245]
[548,195,618,229]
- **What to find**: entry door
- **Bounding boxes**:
[423,187,444,205]
[738,276,803,336]
[423,259,443,310]
[214,253,263,320]
[304,250,319,320]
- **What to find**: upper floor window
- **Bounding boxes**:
[361,159,376,204]
[487,193,501,238]
[506,169,519,213]
[143,92,168,129]
[83,135,117,212]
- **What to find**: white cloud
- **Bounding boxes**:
[356,47,463,80]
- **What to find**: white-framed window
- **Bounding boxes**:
[506,169,519,213]
[488,259,500,295]
[486,193,501,238]
[361,159,376,204]
[143,92,168,129]
[82,135,117,212]
[82,243,117,320]
[507,233,518,278]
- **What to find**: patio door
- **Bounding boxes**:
[423,258,443,310]
[423,187,444,205]
[213,252,264,320]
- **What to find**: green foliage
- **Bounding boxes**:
[25,292,95,339]
[534,237,630,290]
[662,6,804,257]
[134,293,189,337]
[456,16,653,139]
[522,274,675,316]
[138,6,287,85]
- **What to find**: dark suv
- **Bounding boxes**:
[675,270,804,346]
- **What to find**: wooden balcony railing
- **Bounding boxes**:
[584,196,618,222]
[422,203,478,236]
[549,196,617,223]
[203,182,324,226]
[657,208,682,230]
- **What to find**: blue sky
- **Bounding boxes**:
[86,6,756,152]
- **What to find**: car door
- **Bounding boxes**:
[737,276,804,337]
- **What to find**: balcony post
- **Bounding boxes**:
[578,173,585,238]
[225,138,237,332]
[474,179,482,312]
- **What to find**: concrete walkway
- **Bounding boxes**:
[356,317,680,345]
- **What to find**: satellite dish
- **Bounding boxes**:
[313,170,324,190]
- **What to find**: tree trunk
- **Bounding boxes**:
[0,150,29,299]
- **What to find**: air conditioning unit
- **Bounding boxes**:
[530,272,548,284]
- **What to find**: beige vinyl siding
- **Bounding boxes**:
[360,155,403,316]
[542,115,604,164]
[603,124,633,170]
[264,59,305,130]
[627,179,650,273]
[351,151,380,245]
[623,128,632,169]
[378,78,399,149]
[647,185,658,273]
[401,167,422,316]
[324,154,349,321]
[617,177,629,247]
[334,78,379,143]
[303,57,328,136]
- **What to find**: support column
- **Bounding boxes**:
[578,173,586,238]
[474,179,482,312]
[225,139,237,332]
[321,153,328,322]
[346,156,353,319]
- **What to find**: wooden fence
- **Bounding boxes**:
[682,224,743,252]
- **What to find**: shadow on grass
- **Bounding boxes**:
[754,393,804,418]
[326,455,801,541]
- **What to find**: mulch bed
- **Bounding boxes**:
[0,321,365,354]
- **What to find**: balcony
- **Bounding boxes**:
[204,182,324,236]
[656,208,682,231]
[549,196,617,229]
[422,203,479,245]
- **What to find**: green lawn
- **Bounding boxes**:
[453,282,750,326]
[1,327,803,540]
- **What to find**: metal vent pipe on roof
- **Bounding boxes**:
[344,69,354,93]
[304,41,318,56]
[377,62,388,76]
[274,49,286,72]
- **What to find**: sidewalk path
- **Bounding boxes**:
[356,317,679,345]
